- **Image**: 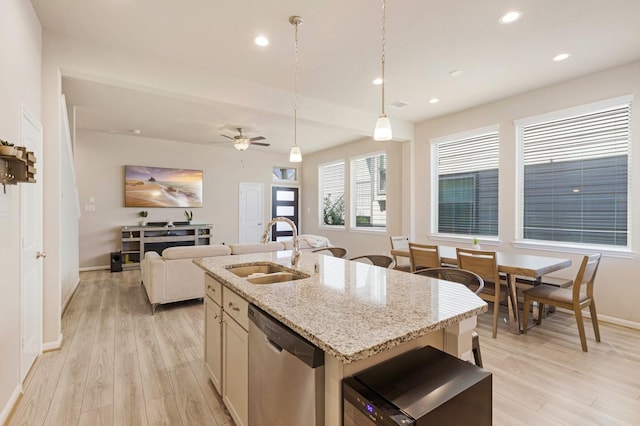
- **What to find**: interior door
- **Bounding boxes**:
[20,107,43,382]
[239,183,264,243]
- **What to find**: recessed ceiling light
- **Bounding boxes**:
[449,69,463,77]
[499,10,523,24]
[254,36,269,47]
[553,53,570,61]
[428,98,440,104]
[372,78,383,85]
[130,129,141,135]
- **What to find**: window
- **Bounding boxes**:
[319,161,345,226]
[272,166,297,182]
[434,128,499,236]
[518,98,631,247]
[351,152,386,229]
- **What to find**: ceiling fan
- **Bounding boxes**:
[220,128,270,151]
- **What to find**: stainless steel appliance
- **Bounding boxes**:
[343,346,492,425]
[248,304,324,426]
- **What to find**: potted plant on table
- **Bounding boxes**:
[139,210,148,226]
[184,210,193,224]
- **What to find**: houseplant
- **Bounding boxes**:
[0,139,16,156]
[139,210,148,226]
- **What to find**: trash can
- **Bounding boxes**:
[110,252,123,272]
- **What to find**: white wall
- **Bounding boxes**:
[413,60,640,326]
[301,137,405,258]
[0,0,41,421]
[75,130,292,268]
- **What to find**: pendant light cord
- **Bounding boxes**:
[293,19,299,148]
[380,0,386,116]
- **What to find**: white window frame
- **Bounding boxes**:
[349,150,387,233]
[430,125,500,245]
[514,95,634,258]
[318,160,346,229]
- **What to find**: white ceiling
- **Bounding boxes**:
[33,0,640,155]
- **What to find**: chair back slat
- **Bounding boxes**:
[409,243,440,272]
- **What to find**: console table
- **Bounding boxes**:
[119,223,212,269]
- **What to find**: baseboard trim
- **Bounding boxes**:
[0,383,22,425]
[79,265,110,272]
[556,308,640,330]
[42,333,63,352]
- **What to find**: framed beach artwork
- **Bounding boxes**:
[124,165,203,208]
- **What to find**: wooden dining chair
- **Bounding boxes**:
[414,267,485,367]
[523,253,602,352]
[456,248,508,338]
[312,247,348,258]
[389,236,411,271]
[408,243,440,272]
[349,255,395,268]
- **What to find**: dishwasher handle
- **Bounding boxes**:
[248,304,324,368]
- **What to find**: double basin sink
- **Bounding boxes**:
[226,262,310,285]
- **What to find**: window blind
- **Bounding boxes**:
[520,103,630,246]
[436,131,499,236]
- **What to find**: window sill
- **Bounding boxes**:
[318,225,346,231]
[429,233,501,247]
[349,227,387,235]
[511,240,636,259]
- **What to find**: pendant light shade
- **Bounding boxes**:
[289,15,303,162]
[289,145,302,162]
[374,0,392,141]
[374,114,392,141]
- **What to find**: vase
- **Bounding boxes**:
[140,219,147,226]
[472,243,481,250]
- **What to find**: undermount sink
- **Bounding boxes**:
[226,262,310,284]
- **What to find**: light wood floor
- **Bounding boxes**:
[7,270,640,425]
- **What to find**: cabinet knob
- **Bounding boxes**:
[36,251,47,259]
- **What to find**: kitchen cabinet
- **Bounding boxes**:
[204,275,222,394]
[204,274,248,426]
[222,308,248,426]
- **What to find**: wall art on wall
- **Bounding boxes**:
[125,165,203,208]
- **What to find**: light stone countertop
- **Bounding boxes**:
[194,250,487,364]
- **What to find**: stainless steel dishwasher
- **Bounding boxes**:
[248,304,325,426]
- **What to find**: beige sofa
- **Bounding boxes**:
[141,238,328,313]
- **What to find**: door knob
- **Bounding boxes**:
[36,251,47,259]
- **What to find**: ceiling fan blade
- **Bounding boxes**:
[250,142,270,147]
[249,136,266,142]
[221,134,234,140]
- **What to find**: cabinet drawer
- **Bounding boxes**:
[205,274,222,306]
[223,287,249,331]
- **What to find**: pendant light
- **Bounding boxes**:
[289,16,303,162]
[374,0,392,141]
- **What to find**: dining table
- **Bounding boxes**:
[391,245,572,334]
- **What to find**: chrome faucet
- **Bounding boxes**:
[261,217,300,267]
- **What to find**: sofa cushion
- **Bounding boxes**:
[162,244,231,260]
[229,241,284,254]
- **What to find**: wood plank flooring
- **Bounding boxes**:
[7,269,640,425]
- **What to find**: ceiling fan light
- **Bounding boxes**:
[289,145,302,162]
[374,114,392,141]
[234,140,249,151]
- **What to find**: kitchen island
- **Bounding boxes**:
[195,250,487,425]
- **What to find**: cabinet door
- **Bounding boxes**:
[222,313,248,426]
[205,297,222,394]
